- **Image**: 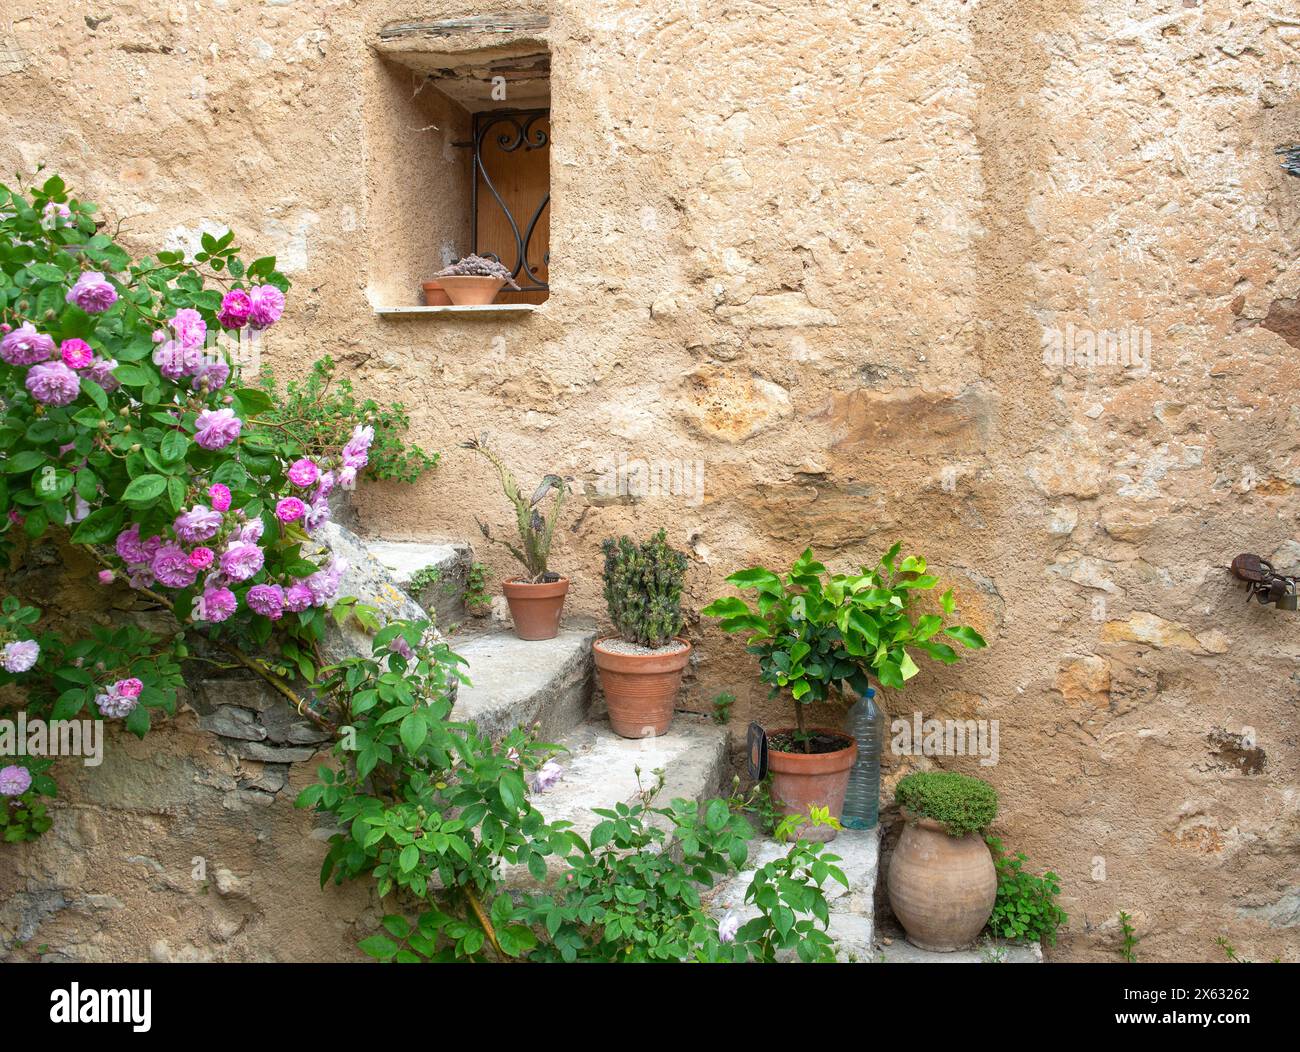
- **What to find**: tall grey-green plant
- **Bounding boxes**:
[461,435,566,583]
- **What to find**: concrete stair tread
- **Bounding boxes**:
[367,539,473,630]
[707,826,881,962]
[502,717,729,885]
[873,935,1043,963]
[450,627,596,740]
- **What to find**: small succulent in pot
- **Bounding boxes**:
[601,529,686,648]
[461,435,569,640]
[595,529,692,739]
[436,254,520,289]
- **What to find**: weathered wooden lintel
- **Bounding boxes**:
[379,14,550,41]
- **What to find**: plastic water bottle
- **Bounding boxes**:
[841,688,883,829]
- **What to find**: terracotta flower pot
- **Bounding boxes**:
[502,577,569,640]
[421,281,452,306]
[766,728,856,843]
[435,275,505,305]
[593,636,691,739]
[887,814,996,951]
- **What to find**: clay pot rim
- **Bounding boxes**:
[766,727,857,775]
[435,275,506,286]
[766,725,855,758]
[502,575,570,588]
[593,635,692,656]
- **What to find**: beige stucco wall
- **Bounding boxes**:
[1,0,1298,962]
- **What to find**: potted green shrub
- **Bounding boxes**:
[596,530,690,738]
[888,770,998,950]
[702,545,986,842]
[432,254,520,305]
[461,436,568,640]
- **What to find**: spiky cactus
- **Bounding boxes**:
[461,435,565,583]
[601,529,687,648]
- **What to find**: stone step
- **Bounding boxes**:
[873,936,1043,963]
[450,627,597,741]
[504,716,730,884]
[366,539,474,630]
[707,826,881,963]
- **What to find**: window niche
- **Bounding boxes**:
[368,19,551,311]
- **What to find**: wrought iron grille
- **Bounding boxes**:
[469,108,550,293]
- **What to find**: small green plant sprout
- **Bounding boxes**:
[702,545,985,753]
[738,811,849,963]
[257,355,439,484]
[894,770,998,837]
[463,562,491,614]
[1118,910,1140,963]
[774,805,842,844]
[461,435,567,583]
[601,529,686,648]
[407,564,441,594]
[712,691,736,724]
[986,836,1068,945]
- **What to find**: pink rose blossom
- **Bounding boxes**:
[219,543,264,583]
[152,543,199,588]
[115,524,161,567]
[168,308,207,350]
[114,677,144,699]
[247,284,285,328]
[86,357,119,391]
[66,271,118,313]
[275,497,305,524]
[287,459,319,488]
[194,408,242,450]
[284,582,314,612]
[195,585,237,623]
[341,425,374,470]
[0,765,32,796]
[217,289,253,329]
[188,547,215,570]
[98,569,114,585]
[174,505,222,543]
[1,322,55,366]
[208,483,232,512]
[60,338,95,370]
[2,640,40,674]
[246,584,285,620]
[25,361,82,406]
[235,518,264,545]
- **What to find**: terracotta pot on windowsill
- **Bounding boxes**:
[435,276,505,306]
[502,576,569,640]
[593,636,691,738]
[765,728,856,843]
[421,281,452,306]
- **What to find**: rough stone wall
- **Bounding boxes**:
[1,0,1298,962]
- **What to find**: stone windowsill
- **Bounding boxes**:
[372,304,539,317]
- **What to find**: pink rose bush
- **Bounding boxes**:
[0,176,409,845]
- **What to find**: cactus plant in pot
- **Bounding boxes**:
[596,530,691,738]
[462,435,568,640]
[703,545,986,842]
[888,771,999,951]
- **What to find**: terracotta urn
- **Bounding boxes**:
[766,728,856,843]
[502,577,569,640]
[887,813,997,950]
[435,275,505,305]
[593,636,691,738]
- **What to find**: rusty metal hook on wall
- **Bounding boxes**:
[1230,553,1299,611]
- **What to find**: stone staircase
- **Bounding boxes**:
[329,529,885,957]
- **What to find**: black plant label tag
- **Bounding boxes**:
[746,722,768,781]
